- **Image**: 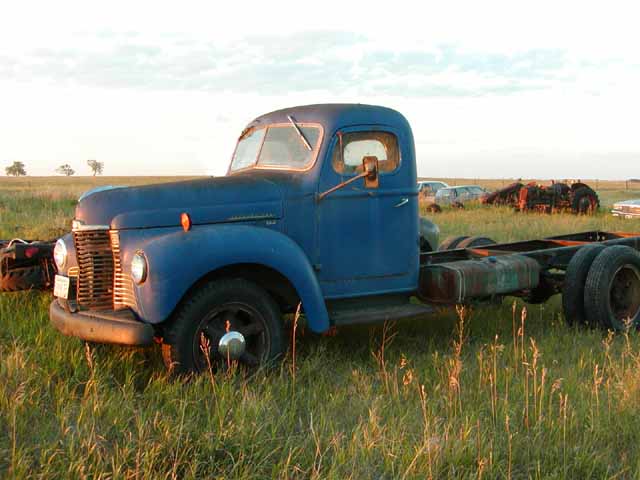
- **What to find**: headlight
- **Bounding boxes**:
[131,252,148,284]
[53,238,67,270]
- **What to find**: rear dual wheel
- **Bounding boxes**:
[584,246,640,330]
[562,244,606,326]
[161,279,285,375]
[563,245,640,329]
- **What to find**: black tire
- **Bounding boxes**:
[562,244,607,326]
[425,203,442,213]
[584,246,640,330]
[571,187,599,214]
[161,279,285,375]
[0,266,46,292]
[438,235,469,251]
[452,201,465,209]
[456,236,497,249]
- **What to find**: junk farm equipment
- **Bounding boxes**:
[481,181,599,214]
[0,239,56,292]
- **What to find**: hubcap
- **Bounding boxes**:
[218,331,246,359]
[193,303,268,370]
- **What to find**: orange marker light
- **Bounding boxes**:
[181,212,192,232]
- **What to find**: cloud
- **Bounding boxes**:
[0,29,624,98]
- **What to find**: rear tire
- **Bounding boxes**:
[456,236,496,249]
[161,279,285,375]
[438,235,469,251]
[562,244,607,326]
[584,246,640,330]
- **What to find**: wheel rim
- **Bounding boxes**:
[192,302,270,371]
[609,264,640,327]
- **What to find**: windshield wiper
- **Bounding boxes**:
[287,115,312,151]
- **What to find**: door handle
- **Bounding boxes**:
[394,198,409,208]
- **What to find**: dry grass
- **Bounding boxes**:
[1,177,640,478]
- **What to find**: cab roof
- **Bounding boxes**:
[245,103,411,136]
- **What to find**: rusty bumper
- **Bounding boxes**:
[50,300,154,346]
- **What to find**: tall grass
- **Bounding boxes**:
[1,177,640,478]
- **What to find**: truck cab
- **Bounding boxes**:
[50,104,438,374]
[229,104,421,297]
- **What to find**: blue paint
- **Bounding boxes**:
[69,104,421,332]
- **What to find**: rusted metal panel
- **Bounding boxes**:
[418,254,540,304]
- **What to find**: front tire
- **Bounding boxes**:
[161,279,285,375]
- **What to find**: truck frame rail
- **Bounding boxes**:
[419,231,640,304]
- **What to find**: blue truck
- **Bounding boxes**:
[50,104,640,374]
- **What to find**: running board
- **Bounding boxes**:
[329,303,435,327]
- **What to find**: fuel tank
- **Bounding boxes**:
[418,254,540,304]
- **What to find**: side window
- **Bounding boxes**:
[332,131,399,175]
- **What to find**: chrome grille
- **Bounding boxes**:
[74,228,113,310]
[110,231,136,310]
[73,228,136,311]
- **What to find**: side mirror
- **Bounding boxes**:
[318,155,380,201]
[362,156,379,189]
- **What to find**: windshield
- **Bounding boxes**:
[230,124,322,172]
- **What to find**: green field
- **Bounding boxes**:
[2,177,640,479]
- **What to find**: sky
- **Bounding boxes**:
[1,1,640,179]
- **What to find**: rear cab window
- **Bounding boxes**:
[332,131,400,175]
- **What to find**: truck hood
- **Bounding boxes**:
[75,176,284,229]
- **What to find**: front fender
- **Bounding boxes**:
[135,225,330,333]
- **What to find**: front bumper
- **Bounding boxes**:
[50,300,154,346]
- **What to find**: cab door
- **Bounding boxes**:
[316,127,418,298]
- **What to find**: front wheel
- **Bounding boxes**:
[161,279,285,375]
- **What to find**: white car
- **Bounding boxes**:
[612,199,640,219]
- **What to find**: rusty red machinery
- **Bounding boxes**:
[1,239,56,292]
[481,181,599,214]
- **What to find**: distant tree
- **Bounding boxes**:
[56,164,75,176]
[87,159,104,176]
[5,161,27,176]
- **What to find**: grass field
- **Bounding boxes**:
[2,176,640,478]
